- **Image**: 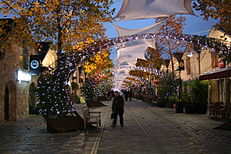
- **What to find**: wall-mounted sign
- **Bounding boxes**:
[30,55,41,75]
[30,59,40,69]
[178,60,185,70]
[17,70,31,81]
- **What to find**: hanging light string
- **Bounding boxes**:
[37,32,230,117]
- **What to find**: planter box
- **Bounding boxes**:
[176,103,184,113]
[197,103,208,114]
[184,103,207,114]
[46,113,84,133]
[87,100,107,108]
[184,103,197,114]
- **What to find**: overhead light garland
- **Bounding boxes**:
[37,33,230,118]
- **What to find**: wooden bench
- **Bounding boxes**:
[82,106,101,133]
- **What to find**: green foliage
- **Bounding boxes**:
[81,79,96,102]
[36,73,73,118]
[188,79,208,104]
[70,93,80,103]
[71,82,79,90]
[157,73,181,106]
[180,92,191,103]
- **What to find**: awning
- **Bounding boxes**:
[199,67,231,80]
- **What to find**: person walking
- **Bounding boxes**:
[128,89,132,101]
[111,91,124,127]
[124,90,128,101]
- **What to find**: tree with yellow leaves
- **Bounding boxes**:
[82,49,113,102]
[156,16,186,74]
[193,0,231,33]
[83,49,112,75]
[0,0,114,58]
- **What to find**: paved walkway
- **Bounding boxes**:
[0,99,231,154]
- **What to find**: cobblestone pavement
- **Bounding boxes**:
[0,104,107,154]
[97,100,231,154]
[0,100,231,154]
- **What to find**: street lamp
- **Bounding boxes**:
[186,51,193,58]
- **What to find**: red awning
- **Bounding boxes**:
[199,68,231,80]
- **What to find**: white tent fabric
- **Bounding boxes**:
[42,49,57,69]
[115,0,194,21]
[117,43,148,59]
[114,22,163,37]
[117,58,137,66]
[114,22,162,49]
[117,60,131,66]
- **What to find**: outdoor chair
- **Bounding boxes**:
[209,102,225,119]
[82,106,101,133]
[225,104,231,119]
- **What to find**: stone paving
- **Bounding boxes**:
[0,100,231,154]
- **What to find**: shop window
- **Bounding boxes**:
[218,79,224,102]
[186,57,191,75]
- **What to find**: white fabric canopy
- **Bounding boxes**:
[114,22,162,49]
[116,60,131,66]
[117,43,148,59]
[117,58,137,66]
[114,22,163,37]
[115,0,194,21]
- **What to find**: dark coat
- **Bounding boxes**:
[112,96,124,114]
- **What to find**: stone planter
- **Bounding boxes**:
[175,103,184,113]
[184,103,197,114]
[197,103,208,114]
[45,114,84,133]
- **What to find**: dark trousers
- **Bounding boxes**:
[129,96,132,101]
[125,95,128,101]
[112,112,124,126]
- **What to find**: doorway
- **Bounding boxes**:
[4,81,17,121]
[4,85,9,121]
[29,82,37,114]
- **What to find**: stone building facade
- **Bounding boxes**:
[0,19,38,122]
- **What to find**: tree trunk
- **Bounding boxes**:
[167,40,174,74]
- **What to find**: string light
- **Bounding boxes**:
[36,33,230,118]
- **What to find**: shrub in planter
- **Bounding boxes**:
[157,73,181,108]
[168,95,177,108]
[188,80,208,114]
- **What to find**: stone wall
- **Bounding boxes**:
[0,45,19,122]
[0,43,38,122]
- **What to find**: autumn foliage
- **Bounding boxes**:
[0,0,114,56]
[83,49,112,74]
[193,0,231,33]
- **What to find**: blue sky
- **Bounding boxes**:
[105,0,218,59]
